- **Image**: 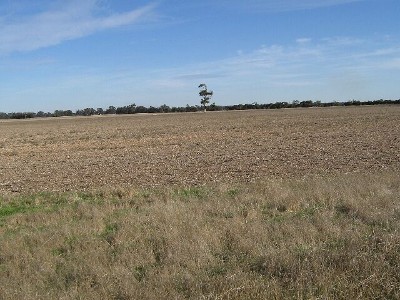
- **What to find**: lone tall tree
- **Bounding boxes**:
[198,83,213,112]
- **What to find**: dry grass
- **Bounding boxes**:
[0,172,399,299]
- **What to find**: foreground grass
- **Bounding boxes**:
[0,172,399,299]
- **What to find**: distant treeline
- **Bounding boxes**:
[1,99,399,120]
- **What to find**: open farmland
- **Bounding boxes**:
[0,105,399,193]
[1,106,400,299]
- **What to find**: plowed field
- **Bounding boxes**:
[1,106,399,193]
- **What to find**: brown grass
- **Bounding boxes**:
[1,106,400,299]
[0,172,399,299]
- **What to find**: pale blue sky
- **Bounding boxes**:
[1,0,399,112]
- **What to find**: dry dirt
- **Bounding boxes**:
[0,106,399,194]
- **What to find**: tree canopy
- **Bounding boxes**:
[198,83,213,112]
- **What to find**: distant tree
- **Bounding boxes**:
[198,83,213,112]
[0,112,9,119]
[105,106,116,114]
[9,112,35,119]
[159,104,171,113]
[127,103,137,114]
[53,110,63,117]
[148,106,158,113]
[135,106,147,114]
[292,100,300,107]
[185,104,198,112]
[79,107,96,116]
[36,111,45,118]
[116,103,137,114]
[299,100,313,107]
[208,102,217,111]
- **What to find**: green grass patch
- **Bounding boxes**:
[174,186,209,200]
[0,202,44,221]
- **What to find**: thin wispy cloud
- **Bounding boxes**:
[296,38,312,44]
[216,0,365,12]
[274,0,365,11]
[142,42,321,90]
[381,58,400,70]
[322,37,364,46]
[174,73,226,80]
[146,35,400,95]
[0,1,156,54]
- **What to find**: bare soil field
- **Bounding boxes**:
[1,106,399,194]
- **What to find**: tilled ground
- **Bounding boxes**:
[0,106,399,193]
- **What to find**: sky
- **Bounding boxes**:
[0,0,399,112]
